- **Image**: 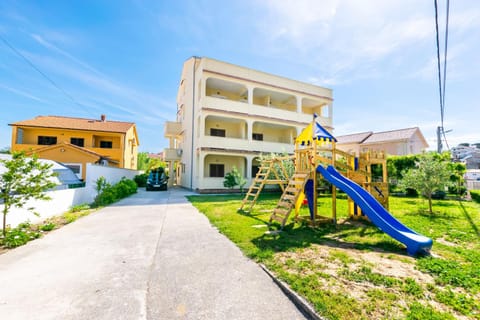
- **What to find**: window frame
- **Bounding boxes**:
[209,163,225,178]
[252,133,263,141]
[100,140,113,149]
[70,137,85,147]
[38,136,57,145]
[210,128,226,137]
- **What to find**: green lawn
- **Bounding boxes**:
[188,193,480,320]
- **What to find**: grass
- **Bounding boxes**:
[188,193,480,320]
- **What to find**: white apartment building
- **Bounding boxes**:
[163,57,333,191]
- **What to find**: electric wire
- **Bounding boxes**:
[441,0,450,150]
[0,33,88,111]
[433,0,450,151]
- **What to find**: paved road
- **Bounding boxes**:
[0,188,305,319]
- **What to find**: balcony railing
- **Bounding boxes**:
[200,136,294,154]
[163,148,182,161]
[164,121,182,137]
[203,96,331,126]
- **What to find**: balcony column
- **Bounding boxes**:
[199,114,206,137]
[246,156,253,181]
[247,86,254,105]
[327,103,333,119]
[247,119,253,141]
[197,151,204,189]
[167,161,174,187]
[296,96,302,113]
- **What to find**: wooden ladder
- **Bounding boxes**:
[239,160,274,212]
[269,172,310,228]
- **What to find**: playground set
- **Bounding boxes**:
[240,116,433,255]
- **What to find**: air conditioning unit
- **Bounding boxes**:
[176,149,183,157]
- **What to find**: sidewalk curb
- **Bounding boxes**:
[259,264,324,320]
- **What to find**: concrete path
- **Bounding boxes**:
[0,188,305,320]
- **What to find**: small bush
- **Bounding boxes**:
[39,222,56,231]
[0,226,41,248]
[405,188,419,197]
[470,190,480,203]
[430,190,446,200]
[69,203,91,212]
[134,173,148,187]
[93,177,137,207]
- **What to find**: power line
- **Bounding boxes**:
[434,0,450,152]
[0,33,87,110]
[441,0,450,150]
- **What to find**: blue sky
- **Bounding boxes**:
[1,0,479,152]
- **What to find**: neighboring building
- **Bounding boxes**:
[9,115,139,180]
[337,127,429,156]
[452,145,480,169]
[164,56,333,191]
[0,154,82,189]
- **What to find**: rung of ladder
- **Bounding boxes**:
[270,215,285,223]
[277,201,293,209]
[274,208,289,216]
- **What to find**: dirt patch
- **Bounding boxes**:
[276,244,434,284]
[271,244,471,319]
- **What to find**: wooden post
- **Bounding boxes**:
[332,141,337,226]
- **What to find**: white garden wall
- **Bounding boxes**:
[85,164,141,189]
[2,187,94,228]
[2,164,141,229]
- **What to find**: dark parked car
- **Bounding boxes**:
[146,168,168,191]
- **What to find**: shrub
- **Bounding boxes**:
[0,225,41,248]
[39,222,56,231]
[69,203,91,212]
[470,190,480,203]
[134,173,148,187]
[431,190,446,200]
[405,188,419,197]
[93,177,137,207]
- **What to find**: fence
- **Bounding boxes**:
[466,180,480,191]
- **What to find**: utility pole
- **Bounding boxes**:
[437,126,443,153]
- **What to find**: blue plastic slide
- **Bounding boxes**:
[317,165,432,255]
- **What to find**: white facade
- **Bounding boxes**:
[164,57,333,191]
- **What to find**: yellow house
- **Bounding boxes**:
[9,115,139,180]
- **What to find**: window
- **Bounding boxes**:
[70,138,84,147]
[251,165,260,178]
[210,128,226,137]
[65,164,81,174]
[209,164,224,177]
[100,141,112,148]
[38,136,57,145]
[252,133,263,141]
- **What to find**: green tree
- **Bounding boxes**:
[223,166,246,192]
[137,152,166,173]
[399,153,452,214]
[0,151,57,236]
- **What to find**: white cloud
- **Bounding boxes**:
[0,83,50,104]
[255,0,480,85]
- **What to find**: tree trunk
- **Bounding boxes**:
[2,210,6,236]
[428,196,433,214]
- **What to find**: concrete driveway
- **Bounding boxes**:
[0,188,305,319]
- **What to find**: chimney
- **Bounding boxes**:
[101,114,106,122]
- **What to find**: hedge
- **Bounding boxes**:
[470,190,480,203]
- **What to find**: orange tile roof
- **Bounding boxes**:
[9,115,134,133]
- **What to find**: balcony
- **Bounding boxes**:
[164,121,182,137]
[200,136,294,154]
[163,148,182,161]
[203,96,331,127]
